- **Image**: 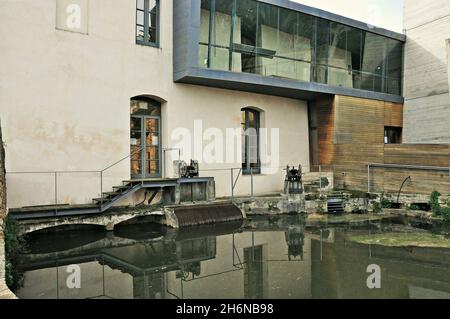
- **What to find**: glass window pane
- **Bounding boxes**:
[131,161,142,175]
[149,0,157,13]
[328,23,353,88]
[149,13,157,28]
[137,10,144,26]
[147,147,159,160]
[361,32,386,76]
[149,27,157,43]
[386,38,403,95]
[257,2,278,76]
[136,25,144,42]
[328,23,348,68]
[347,27,362,72]
[131,99,161,116]
[316,18,329,83]
[235,0,258,74]
[137,0,144,10]
[210,0,233,71]
[199,0,211,44]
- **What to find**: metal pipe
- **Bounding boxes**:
[319,165,322,197]
[54,172,58,216]
[100,171,103,210]
[397,176,411,205]
[250,167,254,198]
[231,168,234,201]
[368,163,449,171]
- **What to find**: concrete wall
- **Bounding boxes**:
[403,0,450,144]
[0,0,310,208]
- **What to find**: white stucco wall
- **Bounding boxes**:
[0,0,309,208]
[403,0,450,144]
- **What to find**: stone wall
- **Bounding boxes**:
[0,123,16,298]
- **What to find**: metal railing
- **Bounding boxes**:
[198,165,331,202]
[7,157,332,212]
[367,163,450,193]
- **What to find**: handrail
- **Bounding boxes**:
[369,163,450,171]
[101,145,146,173]
[367,163,450,193]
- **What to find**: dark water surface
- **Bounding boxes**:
[14,216,450,299]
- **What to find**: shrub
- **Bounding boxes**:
[4,215,26,290]
[429,191,450,221]
[430,191,441,216]
[372,202,382,214]
[380,194,392,209]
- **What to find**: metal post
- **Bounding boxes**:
[319,165,322,197]
[163,150,167,178]
[100,171,103,210]
[250,167,254,199]
[54,172,58,216]
[367,164,371,193]
[231,168,234,201]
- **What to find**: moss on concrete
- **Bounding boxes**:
[349,232,450,248]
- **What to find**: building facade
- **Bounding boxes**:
[403,0,450,144]
[0,0,408,209]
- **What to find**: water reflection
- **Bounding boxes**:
[15,216,450,299]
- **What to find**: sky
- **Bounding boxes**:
[292,0,404,33]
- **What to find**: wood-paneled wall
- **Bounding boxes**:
[310,95,450,195]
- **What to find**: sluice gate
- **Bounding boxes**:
[172,203,244,228]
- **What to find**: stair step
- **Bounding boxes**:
[93,198,113,203]
[102,192,120,197]
[113,186,128,191]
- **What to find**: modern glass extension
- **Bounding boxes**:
[198,0,403,96]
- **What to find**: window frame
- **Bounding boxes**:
[384,126,402,144]
[242,108,261,175]
[136,0,160,48]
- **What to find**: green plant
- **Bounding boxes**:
[372,202,382,214]
[409,204,420,211]
[380,194,392,209]
[430,191,442,216]
[4,215,26,290]
[429,191,450,221]
[441,207,450,221]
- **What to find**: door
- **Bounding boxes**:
[130,99,161,179]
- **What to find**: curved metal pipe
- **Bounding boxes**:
[397,176,411,205]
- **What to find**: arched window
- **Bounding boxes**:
[241,108,261,174]
[130,98,161,178]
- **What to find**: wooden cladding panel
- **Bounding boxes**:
[334,95,385,145]
[310,97,336,166]
[384,144,450,167]
[384,102,403,127]
[381,169,450,195]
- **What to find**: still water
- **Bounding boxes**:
[15,216,450,299]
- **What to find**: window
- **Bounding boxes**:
[384,127,402,144]
[198,0,403,96]
[136,0,159,46]
[241,108,261,174]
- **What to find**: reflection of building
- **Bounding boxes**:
[310,237,450,299]
[17,232,217,299]
[16,218,312,299]
[285,226,305,261]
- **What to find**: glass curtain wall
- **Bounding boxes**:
[199,0,403,96]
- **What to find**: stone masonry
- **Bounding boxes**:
[0,123,17,299]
